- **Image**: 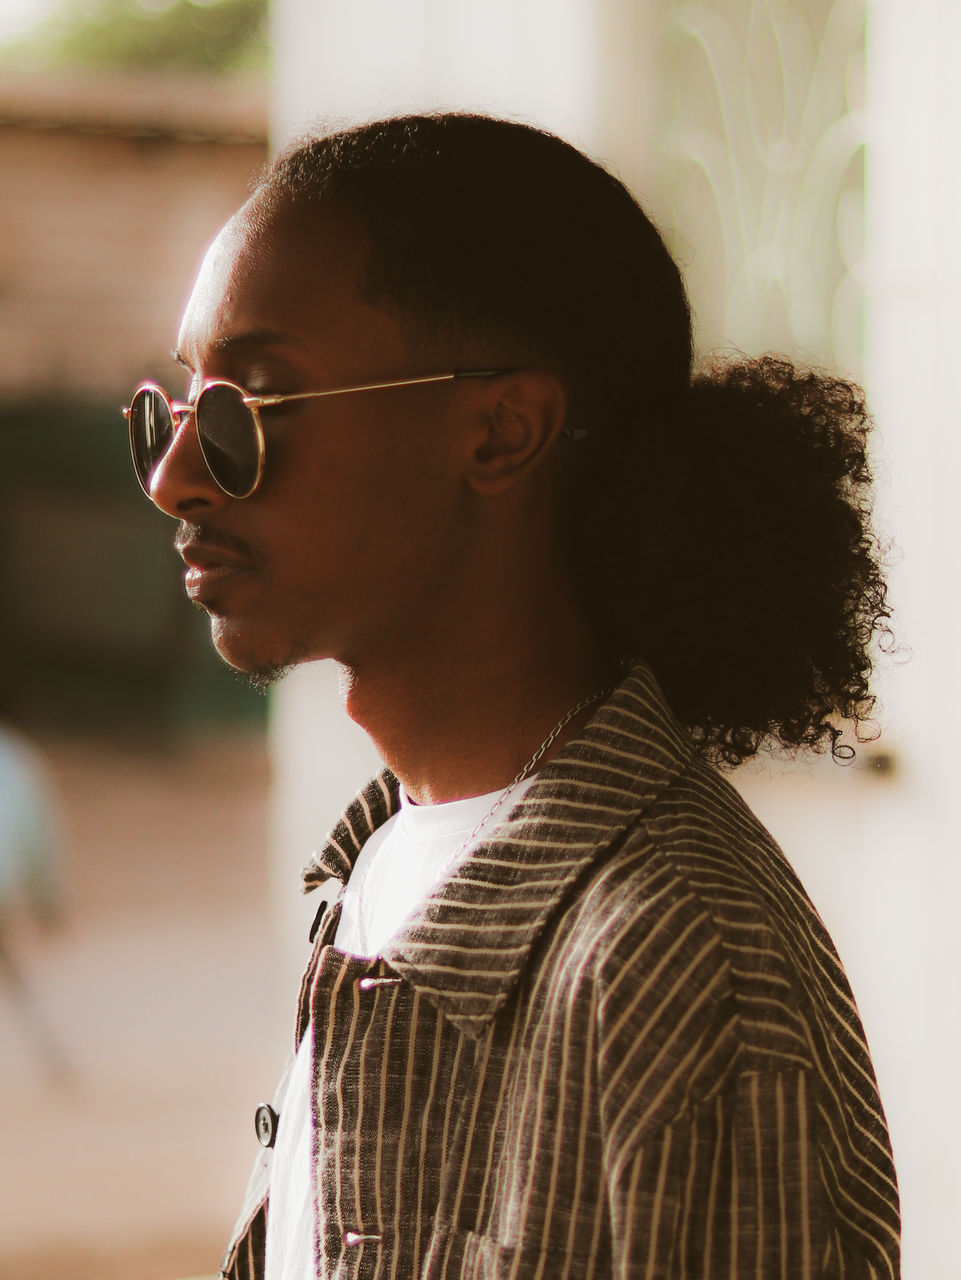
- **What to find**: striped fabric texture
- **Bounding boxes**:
[220,663,899,1280]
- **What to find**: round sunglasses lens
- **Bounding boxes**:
[129,387,174,490]
[196,383,260,497]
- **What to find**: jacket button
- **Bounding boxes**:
[255,1103,279,1148]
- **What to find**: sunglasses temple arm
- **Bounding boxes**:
[244,374,457,409]
[244,369,509,411]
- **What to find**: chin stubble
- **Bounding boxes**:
[236,663,293,693]
[192,596,307,693]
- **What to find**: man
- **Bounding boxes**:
[126,114,899,1278]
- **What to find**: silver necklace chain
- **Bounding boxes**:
[355,685,612,955]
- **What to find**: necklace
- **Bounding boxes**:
[354,685,612,956]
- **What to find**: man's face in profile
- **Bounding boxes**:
[152,201,481,683]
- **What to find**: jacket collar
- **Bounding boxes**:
[302,662,694,1037]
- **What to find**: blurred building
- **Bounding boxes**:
[0,58,277,1280]
[0,68,268,730]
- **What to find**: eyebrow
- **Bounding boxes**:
[171,329,305,368]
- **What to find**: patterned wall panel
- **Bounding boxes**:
[652,0,866,373]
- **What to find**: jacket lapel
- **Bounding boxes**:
[302,769,399,889]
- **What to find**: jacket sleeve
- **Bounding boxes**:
[607,1068,828,1279]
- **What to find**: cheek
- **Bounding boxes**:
[256,408,468,590]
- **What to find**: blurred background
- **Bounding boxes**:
[0,1,957,1277]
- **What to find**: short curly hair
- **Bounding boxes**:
[255,113,892,766]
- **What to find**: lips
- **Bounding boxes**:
[175,533,255,604]
[183,560,251,602]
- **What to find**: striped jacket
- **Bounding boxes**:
[221,663,900,1280]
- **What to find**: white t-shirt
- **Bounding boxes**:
[264,776,539,1280]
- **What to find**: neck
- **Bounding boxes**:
[337,581,616,805]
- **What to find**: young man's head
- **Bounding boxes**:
[135,113,889,764]
[148,115,690,686]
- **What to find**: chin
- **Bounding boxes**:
[207,616,296,689]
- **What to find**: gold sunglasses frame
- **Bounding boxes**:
[123,368,510,500]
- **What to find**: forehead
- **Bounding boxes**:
[176,199,404,371]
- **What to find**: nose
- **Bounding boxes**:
[148,410,230,517]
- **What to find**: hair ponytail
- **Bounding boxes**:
[571,355,892,765]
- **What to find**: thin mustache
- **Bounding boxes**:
[174,522,257,562]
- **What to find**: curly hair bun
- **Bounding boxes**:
[576,355,892,765]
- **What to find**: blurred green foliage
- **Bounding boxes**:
[3,0,268,73]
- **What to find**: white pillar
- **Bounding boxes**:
[862,1,961,1272]
[269,0,627,153]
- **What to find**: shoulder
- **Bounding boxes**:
[528,758,852,1117]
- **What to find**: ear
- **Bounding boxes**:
[465,371,568,496]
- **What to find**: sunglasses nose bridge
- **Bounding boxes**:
[171,402,195,430]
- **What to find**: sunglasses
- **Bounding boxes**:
[123,369,508,500]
